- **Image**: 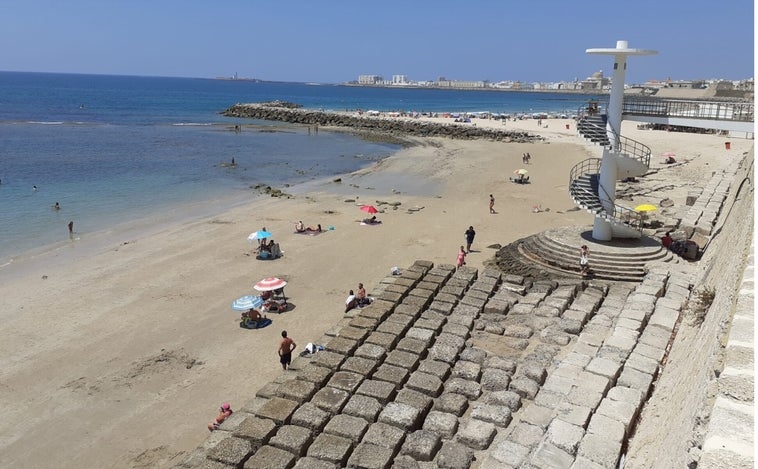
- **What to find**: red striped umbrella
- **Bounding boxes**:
[360,205,378,214]
[254,277,287,292]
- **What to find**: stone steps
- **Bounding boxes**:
[515,229,673,282]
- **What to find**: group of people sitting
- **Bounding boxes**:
[257,239,282,259]
[295,221,322,233]
[509,174,530,184]
[345,283,372,312]
[362,215,380,224]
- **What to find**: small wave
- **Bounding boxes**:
[172,122,214,126]
[28,121,64,125]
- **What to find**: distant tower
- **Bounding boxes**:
[585,40,657,241]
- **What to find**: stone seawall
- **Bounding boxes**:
[221,104,541,143]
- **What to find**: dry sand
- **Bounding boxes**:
[0,115,746,468]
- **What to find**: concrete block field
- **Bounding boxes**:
[176,259,692,469]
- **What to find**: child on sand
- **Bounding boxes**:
[456,246,467,269]
[208,403,232,431]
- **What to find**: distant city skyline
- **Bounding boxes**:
[1,0,753,83]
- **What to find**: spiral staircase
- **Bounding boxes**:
[569,107,652,237]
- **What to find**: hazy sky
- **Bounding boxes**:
[1,0,754,83]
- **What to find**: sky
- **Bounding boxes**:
[1,0,754,84]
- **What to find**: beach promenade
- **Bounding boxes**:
[0,113,751,468]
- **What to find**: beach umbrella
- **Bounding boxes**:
[634,204,657,212]
[513,169,528,175]
[360,205,378,214]
[254,277,288,292]
[232,294,264,311]
[248,230,272,242]
[662,151,676,157]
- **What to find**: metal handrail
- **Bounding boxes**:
[569,158,644,233]
[576,104,652,167]
[623,97,754,122]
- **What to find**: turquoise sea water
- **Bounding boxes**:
[0,72,597,264]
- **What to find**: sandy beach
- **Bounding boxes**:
[0,115,745,468]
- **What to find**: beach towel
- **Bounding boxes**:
[360,221,382,226]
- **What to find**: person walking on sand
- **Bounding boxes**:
[465,226,476,253]
[489,194,495,214]
[278,330,296,370]
[456,245,467,269]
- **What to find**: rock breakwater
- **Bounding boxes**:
[222,103,541,143]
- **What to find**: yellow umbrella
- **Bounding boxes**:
[634,204,657,212]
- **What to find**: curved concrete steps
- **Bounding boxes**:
[515,226,673,282]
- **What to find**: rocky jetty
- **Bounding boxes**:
[222,103,541,143]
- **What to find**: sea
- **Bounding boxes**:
[0,71,598,265]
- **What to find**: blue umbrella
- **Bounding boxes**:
[232,295,263,311]
[248,230,272,242]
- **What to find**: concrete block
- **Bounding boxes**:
[362,422,406,452]
[232,416,277,448]
[396,337,428,355]
[436,441,475,469]
[365,331,399,350]
[445,377,482,399]
[489,440,531,467]
[207,436,253,466]
[268,425,313,457]
[417,359,451,381]
[342,394,382,422]
[434,392,469,416]
[422,411,459,438]
[546,419,585,455]
[324,413,369,442]
[306,433,353,466]
[471,403,512,427]
[345,442,393,469]
[508,422,544,449]
[576,432,621,469]
[340,356,378,377]
[327,371,364,393]
[289,403,329,433]
[531,442,576,469]
[255,397,299,426]
[297,365,333,387]
[485,390,522,411]
[311,386,350,414]
[519,404,554,431]
[378,402,422,431]
[384,349,420,371]
[372,363,410,388]
[243,445,295,469]
[617,367,653,397]
[510,376,540,399]
[456,419,497,450]
[452,361,482,381]
[555,402,592,428]
[400,430,442,461]
[356,379,397,405]
[309,350,346,370]
[406,371,444,397]
[481,368,511,392]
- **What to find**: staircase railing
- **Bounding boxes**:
[576,104,652,168]
[569,158,644,233]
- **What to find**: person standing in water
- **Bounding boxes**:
[68,221,74,238]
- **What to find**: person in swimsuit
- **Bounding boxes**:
[208,403,232,431]
[456,245,467,269]
[278,330,296,370]
[489,194,495,214]
[295,221,305,232]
